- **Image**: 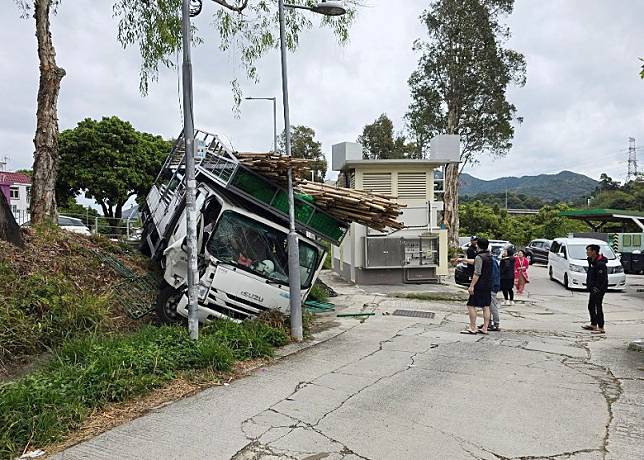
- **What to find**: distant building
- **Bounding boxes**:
[0,172,31,224]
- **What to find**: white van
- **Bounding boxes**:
[548,238,626,290]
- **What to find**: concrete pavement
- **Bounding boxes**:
[55,267,644,460]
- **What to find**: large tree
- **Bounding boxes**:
[280,125,327,182]
[406,0,526,245]
[13,1,357,227]
[56,116,169,220]
[358,114,417,160]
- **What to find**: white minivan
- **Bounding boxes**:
[548,238,626,290]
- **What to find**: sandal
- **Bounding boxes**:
[460,329,478,335]
[581,325,596,331]
[591,329,605,335]
[478,329,489,335]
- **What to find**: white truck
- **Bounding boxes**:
[140,130,349,323]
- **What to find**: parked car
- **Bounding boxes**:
[58,215,91,235]
[454,240,514,286]
[524,239,552,265]
[547,238,626,290]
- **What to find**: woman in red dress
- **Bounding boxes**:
[514,250,529,295]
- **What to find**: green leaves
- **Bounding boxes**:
[406,0,526,164]
[281,125,327,181]
[358,114,418,160]
[56,116,169,217]
[113,1,358,104]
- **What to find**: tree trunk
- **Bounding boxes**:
[0,192,24,247]
[30,0,66,225]
[442,107,460,247]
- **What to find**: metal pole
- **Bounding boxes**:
[272,97,278,153]
[182,0,199,340]
[278,0,303,341]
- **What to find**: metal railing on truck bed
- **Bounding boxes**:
[144,129,349,248]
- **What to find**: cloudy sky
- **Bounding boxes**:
[1,0,643,187]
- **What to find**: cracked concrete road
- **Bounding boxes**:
[55,267,644,460]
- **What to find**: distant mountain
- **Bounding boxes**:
[459,171,598,202]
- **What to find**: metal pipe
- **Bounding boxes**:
[278,0,303,341]
[181,0,199,340]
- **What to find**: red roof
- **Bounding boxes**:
[0,172,32,185]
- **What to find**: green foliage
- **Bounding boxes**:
[406,0,526,163]
[0,320,286,457]
[357,114,417,159]
[306,281,329,303]
[459,201,586,246]
[112,1,358,103]
[461,192,553,209]
[0,262,111,364]
[280,125,327,181]
[56,116,169,218]
[590,176,644,211]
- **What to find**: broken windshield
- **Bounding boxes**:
[206,211,320,288]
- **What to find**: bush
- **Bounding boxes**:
[307,281,329,303]
[0,320,286,458]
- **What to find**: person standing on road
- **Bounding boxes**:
[500,247,515,305]
[486,251,502,332]
[461,237,493,335]
[514,250,529,295]
[582,244,608,334]
[465,236,478,283]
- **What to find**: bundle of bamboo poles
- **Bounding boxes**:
[236,153,309,184]
[297,181,405,231]
[235,152,405,230]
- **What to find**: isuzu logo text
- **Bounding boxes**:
[240,291,264,303]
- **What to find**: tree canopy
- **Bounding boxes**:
[280,125,327,181]
[405,0,526,245]
[357,114,417,160]
[56,116,170,219]
[590,176,644,211]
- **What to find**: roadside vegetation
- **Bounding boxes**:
[0,226,291,459]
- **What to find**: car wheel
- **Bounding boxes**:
[156,283,186,325]
[549,266,554,281]
[563,273,569,290]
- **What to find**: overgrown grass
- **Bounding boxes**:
[307,281,330,303]
[0,321,288,458]
[0,261,111,365]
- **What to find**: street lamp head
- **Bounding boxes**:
[311,1,347,16]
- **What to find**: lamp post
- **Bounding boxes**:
[180,0,203,340]
[279,0,346,341]
[245,97,278,153]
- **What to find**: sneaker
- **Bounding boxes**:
[510,301,515,306]
[489,325,501,332]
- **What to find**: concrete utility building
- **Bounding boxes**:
[331,136,459,285]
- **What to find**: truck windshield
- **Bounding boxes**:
[206,211,320,288]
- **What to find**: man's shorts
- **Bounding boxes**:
[467,289,491,308]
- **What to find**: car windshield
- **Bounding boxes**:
[567,244,616,260]
[58,216,84,226]
[206,211,320,288]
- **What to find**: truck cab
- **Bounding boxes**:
[140,130,345,323]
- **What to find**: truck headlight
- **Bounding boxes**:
[198,284,209,300]
[570,264,586,273]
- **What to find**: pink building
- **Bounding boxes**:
[0,172,32,224]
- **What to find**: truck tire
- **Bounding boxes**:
[156,283,186,325]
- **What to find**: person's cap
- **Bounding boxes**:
[470,235,478,241]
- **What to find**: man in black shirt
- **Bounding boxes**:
[582,244,609,334]
[461,237,493,335]
[465,236,478,282]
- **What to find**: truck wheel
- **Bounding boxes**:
[156,283,185,325]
